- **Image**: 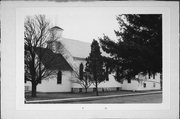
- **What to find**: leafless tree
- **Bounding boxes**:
[72,63,93,93]
[24,15,56,97]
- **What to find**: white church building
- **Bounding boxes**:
[25,26,162,93]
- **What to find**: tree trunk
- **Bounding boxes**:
[95,79,99,96]
[85,76,88,93]
[31,82,37,97]
[85,87,87,93]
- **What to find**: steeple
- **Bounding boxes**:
[47,26,64,53]
[49,26,64,41]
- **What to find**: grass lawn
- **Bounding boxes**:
[70,93,162,104]
[25,90,161,101]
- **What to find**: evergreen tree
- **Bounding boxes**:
[86,39,105,96]
[79,63,84,81]
[99,14,162,81]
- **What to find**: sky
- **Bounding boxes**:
[48,7,121,43]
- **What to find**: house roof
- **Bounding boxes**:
[35,47,73,71]
[61,38,108,59]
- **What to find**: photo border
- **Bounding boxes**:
[1,1,179,119]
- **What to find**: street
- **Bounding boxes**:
[70,93,162,103]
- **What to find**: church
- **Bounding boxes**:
[25,26,161,93]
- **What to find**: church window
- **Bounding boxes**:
[57,71,62,84]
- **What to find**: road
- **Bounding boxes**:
[70,93,162,103]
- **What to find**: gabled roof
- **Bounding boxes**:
[61,38,91,59]
[34,37,109,72]
[61,38,108,59]
[35,47,73,71]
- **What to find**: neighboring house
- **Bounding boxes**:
[25,26,161,93]
[121,73,162,91]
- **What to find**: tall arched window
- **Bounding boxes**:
[57,71,62,84]
[153,74,155,79]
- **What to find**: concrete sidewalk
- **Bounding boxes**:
[26,91,162,104]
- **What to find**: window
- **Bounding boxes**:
[106,75,109,81]
[143,83,146,88]
[128,79,131,83]
[47,42,53,50]
[93,88,96,92]
[57,71,62,84]
[79,88,82,93]
[148,74,151,79]
[153,83,156,87]
[52,43,56,52]
[105,66,109,81]
[153,74,155,79]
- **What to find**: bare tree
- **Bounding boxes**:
[72,63,92,93]
[24,15,56,97]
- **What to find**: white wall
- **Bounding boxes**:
[121,80,139,91]
[137,73,161,91]
[72,73,121,89]
[25,61,161,93]
[37,71,72,92]
[72,58,122,88]
[137,80,161,91]
[73,57,86,69]
[121,73,161,91]
[25,71,73,92]
[98,74,122,88]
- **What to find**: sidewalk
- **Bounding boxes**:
[26,90,162,104]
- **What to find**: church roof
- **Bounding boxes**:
[34,37,109,72]
[35,47,73,71]
[61,38,108,59]
[61,38,91,59]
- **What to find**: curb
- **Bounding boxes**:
[26,91,162,104]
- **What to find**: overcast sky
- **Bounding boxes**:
[48,7,121,43]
